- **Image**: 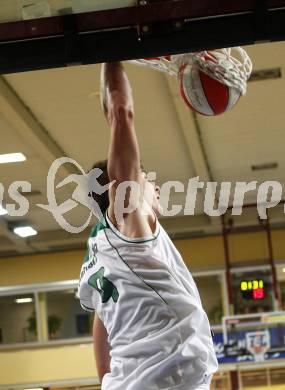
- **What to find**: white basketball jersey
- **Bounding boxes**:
[78,214,218,390]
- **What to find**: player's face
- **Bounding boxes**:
[141,171,163,216]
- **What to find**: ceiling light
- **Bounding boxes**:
[0,153,26,164]
[15,297,33,304]
[0,205,7,216]
[13,226,37,237]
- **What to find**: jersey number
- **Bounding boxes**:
[88,267,119,303]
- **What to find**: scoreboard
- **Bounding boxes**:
[240,279,265,300]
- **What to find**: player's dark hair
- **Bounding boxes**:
[90,159,109,215]
[89,159,145,216]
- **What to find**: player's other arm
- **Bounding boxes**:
[101,62,141,185]
[93,314,111,383]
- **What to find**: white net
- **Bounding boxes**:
[130,47,252,96]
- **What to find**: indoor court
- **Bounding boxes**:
[1,1,285,390]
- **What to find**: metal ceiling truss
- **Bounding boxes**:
[0,0,284,74]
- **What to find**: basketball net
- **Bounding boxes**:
[251,345,266,362]
[130,47,252,96]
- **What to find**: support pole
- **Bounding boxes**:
[264,212,281,310]
[221,214,234,314]
[229,370,240,390]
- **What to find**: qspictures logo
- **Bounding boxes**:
[1,157,284,233]
[37,157,111,233]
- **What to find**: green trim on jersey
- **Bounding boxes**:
[90,216,109,238]
[83,216,109,263]
[108,225,160,244]
[83,212,160,266]
[106,213,160,244]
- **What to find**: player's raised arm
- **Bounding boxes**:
[101,62,141,184]
[100,62,158,237]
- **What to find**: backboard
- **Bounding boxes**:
[0,1,285,74]
[223,312,285,363]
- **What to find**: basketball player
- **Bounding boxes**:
[78,62,218,389]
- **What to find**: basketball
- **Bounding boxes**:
[179,62,241,116]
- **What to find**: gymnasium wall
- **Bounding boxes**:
[0,343,96,386]
[0,229,285,286]
[176,229,285,268]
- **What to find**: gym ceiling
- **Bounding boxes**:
[0,0,285,256]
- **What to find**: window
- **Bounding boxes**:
[276,264,285,310]
[240,367,285,387]
[271,367,285,385]
[241,369,268,387]
[46,289,93,340]
[193,274,224,325]
[0,281,94,346]
[0,293,37,344]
